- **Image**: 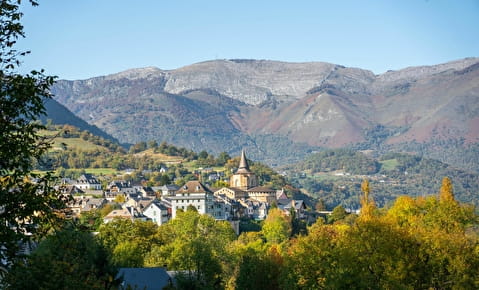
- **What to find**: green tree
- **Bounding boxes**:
[147,140,158,149]
[111,241,143,268]
[261,208,292,244]
[5,227,119,289]
[159,173,170,186]
[282,220,341,289]
[216,151,231,166]
[145,210,235,288]
[328,205,347,224]
[0,0,66,269]
[97,219,159,267]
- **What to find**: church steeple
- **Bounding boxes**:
[237,149,250,173]
[230,149,258,189]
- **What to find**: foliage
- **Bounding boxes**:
[290,150,479,209]
[0,0,67,269]
[328,205,347,224]
[97,219,159,267]
[282,180,479,289]
[292,148,380,175]
[261,208,292,244]
[4,227,119,289]
[145,210,235,288]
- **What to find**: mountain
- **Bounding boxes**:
[50,58,479,170]
[41,98,120,144]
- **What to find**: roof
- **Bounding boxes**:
[77,174,100,184]
[276,189,289,200]
[118,268,172,290]
[247,186,276,193]
[109,180,131,188]
[160,184,180,191]
[236,149,252,174]
[225,187,247,193]
[176,180,212,194]
[146,200,169,211]
[103,208,133,220]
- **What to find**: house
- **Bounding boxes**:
[74,174,102,190]
[239,199,269,220]
[159,184,179,196]
[208,172,220,181]
[68,196,106,216]
[103,208,134,223]
[123,196,155,213]
[211,195,231,220]
[278,199,307,219]
[137,186,156,198]
[143,200,170,226]
[169,180,214,218]
[108,180,136,195]
[117,267,173,290]
[81,198,107,212]
[59,185,84,196]
[159,166,168,173]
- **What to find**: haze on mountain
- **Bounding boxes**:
[50,58,479,171]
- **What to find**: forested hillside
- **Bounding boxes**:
[286,149,479,209]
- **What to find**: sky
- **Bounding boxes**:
[16,0,479,80]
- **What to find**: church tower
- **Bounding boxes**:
[229,150,258,190]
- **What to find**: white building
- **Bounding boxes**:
[143,200,170,226]
[74,174,101,190]
[169,180,214,218]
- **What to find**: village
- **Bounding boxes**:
[62,150,307,233]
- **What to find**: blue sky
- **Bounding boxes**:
[17,0,479,80]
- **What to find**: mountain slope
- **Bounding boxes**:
[41,98,120,144]
[50,58,479,169]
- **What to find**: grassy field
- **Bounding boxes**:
[134,149,185,163]
[83,168,119,175]
[312,173,343,181]
[51,137,108,152]
[39,130,108,152]
[379,159,399,171]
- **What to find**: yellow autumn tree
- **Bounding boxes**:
[439,176,455,203]
[358,179,376,222]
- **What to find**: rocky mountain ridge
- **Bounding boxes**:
[51,58,479,170]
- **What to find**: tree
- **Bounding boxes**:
[261,208,292,244]
[282,220,340,289]
[216,151,231,166]
[328,205,347,224]
[1,0,66,270]
[147,140,158,149]
[198,150,209,160]
[4,227,119,289]
[145,211,235,288]
[439,176,455,203]
[359,179,375,221]
[97,219,159,267]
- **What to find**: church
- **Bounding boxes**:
[215,150,277,204]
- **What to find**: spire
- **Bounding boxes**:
[237,149,251,173]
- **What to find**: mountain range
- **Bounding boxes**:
[49,58,479,171]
